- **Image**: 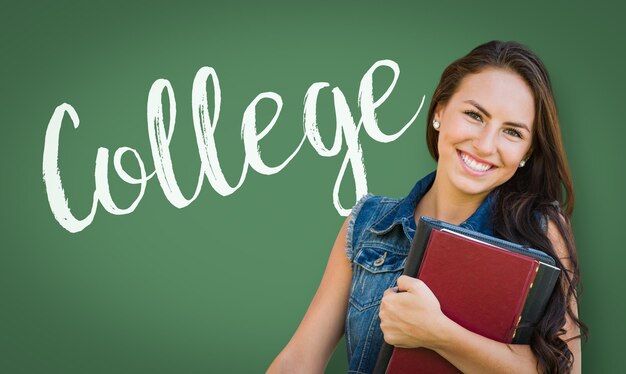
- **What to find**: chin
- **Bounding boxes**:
[450,175,499,197]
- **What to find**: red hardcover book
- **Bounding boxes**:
[385,228,539,374]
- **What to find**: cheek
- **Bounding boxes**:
[501,147,529,167]
[437,125,471,151]
[436,133,456,158]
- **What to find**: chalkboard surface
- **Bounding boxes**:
[2,1,624,373]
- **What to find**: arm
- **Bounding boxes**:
[545,218,582,373]
[267,217,352,374]
[379,220,581,374]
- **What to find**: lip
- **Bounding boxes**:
[457,150,497,176]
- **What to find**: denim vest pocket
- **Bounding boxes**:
[349,243,406,311]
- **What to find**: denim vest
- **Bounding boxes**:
[344,171,496,374]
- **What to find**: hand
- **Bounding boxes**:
[379,275,450,350]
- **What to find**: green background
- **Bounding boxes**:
[2,1,624,372]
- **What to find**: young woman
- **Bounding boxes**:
[268,41,587,374]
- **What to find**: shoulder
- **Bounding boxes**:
[545,213,574,269]
[349,194,399,219]
[537,200,562,234]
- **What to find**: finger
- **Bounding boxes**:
[396,274,421,293]
[383,286,399,296]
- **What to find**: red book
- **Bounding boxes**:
[385,228,540,374]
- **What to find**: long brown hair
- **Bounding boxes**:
[426,41,587,373]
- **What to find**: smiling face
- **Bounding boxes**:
[433,67,535,199]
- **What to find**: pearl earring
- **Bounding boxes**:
[519,159,526,168]
[432,120,440,130]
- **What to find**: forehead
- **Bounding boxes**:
[450,68,535,129]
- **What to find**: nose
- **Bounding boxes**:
[472,126,498,156]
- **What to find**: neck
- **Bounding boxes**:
[415,174,489,226]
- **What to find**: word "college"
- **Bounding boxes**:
[43,60,425,233]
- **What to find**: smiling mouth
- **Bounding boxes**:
[458,151,495,173]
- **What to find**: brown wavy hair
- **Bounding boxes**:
[425,41,587,373]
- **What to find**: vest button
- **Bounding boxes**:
[374,252,387,267]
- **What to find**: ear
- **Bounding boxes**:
[434,102,445,122]
[524,147,533,162]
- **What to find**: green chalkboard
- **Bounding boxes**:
[2,1,624,373]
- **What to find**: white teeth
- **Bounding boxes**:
[461,152,492,172]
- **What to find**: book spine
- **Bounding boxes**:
[512,263,561,343]
[512,263,539,341]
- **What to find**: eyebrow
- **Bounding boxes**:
[464,100,531,132]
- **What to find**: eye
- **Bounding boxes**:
[504,128,523,138]
[464,110,483,123]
